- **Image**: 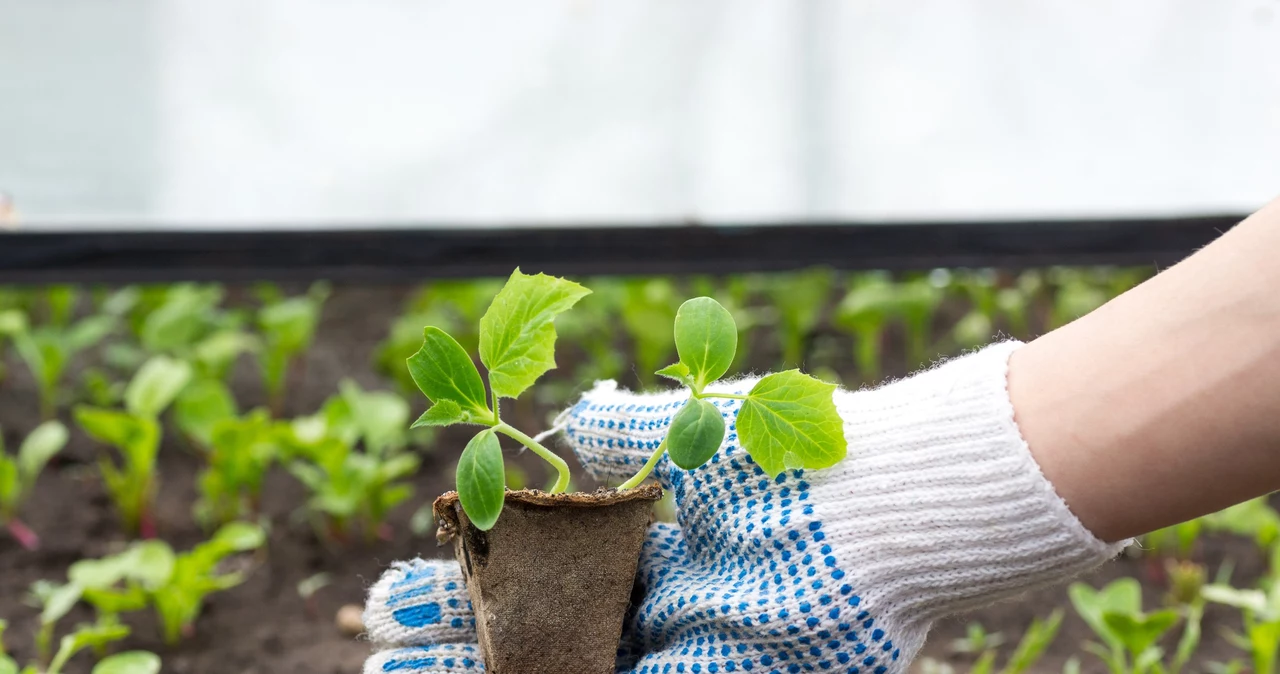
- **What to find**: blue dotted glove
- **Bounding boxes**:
[364,343,1121,674]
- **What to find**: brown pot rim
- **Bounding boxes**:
[434,483,663,540]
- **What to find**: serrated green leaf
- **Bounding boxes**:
[479,270,590,399]
[125,356,193,418]
[737,371,846,477]
[655,362,694,388]
[457,429,505,531]
[673,297,737,389]
[17,420,68,485]
[92,650,161,674]
[407,327,491,420]
[412,400,467,428]
[666,399,726,470]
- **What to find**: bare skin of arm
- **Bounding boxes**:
[1008,196,1280,543]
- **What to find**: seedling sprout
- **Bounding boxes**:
[407,269,847,530]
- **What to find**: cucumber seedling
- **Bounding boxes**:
[407,269,847,531]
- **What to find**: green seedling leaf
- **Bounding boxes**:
[69,555,130,589]
[17,420,68,484]
[1105,611,1182,659]
[970,651,997,674]
[40,583,83,627]
[174,378,238,448]
[210,521,267,552]
[125,356,193,418]
[655,362,695,388]
[65,315,117,353]
[737,371,846,477]
[92,651,161,674]
[408,327,491,422]
[412,399,468,428]
[129,541,177,589]
[457,429,505,531]
[1069,579,1142,652]
[193,329,258,377]
[666,399,726,470]
[672,297,737,389]
[0,656,15,674]
[338,379,409,455]
[1004,609,1064,674]
[1202,584,1269,615]
[0,309,25,336]
[49,622,131,674]
[479,269,590,399]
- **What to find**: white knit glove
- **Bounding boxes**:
[364,342,1125,674]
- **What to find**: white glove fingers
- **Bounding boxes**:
[563,380,687,483]
[362,644,483,674]
[364,558,476,647]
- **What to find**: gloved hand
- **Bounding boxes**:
[363,342,1125,673]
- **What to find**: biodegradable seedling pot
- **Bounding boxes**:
[434,482,663,674]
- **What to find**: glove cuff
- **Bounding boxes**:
[817,341,1128,629]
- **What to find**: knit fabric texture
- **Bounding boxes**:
[363,341,1126,674]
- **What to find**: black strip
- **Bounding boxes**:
[0,215,1243,283]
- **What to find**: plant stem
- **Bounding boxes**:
[700,392,748,401]
[618,438,667,491]
[494,423,571,493]
[6,518,39,550]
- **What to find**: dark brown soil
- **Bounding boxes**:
[0,284,1265,673]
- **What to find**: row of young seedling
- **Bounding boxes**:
[0,284,420,673]
[375,266,1151,402]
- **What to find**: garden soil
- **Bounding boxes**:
[0,285,1263,673]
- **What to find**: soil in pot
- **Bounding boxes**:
[434,482,663,674]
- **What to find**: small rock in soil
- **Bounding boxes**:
[336,604,365,636]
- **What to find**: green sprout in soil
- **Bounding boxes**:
[64,522,265,645]
[17,579,160,674]
[0,421,68,550]
[74,355,193,537]
[194,408,282,527]
[407,269,847,531]
[284,386,419,541]
[1202,547,1280,674]
[923,610,1063,674]
[255,282,329,416]
[765,267,833,369]
[1069,577,1202,674]
[0,295,117,420]
[0,616,151,674]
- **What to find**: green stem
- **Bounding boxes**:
[618,438,667,491]
[494,423,571,493]
[700,392,748,401]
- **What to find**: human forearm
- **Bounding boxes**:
[1009,197,1280,542]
